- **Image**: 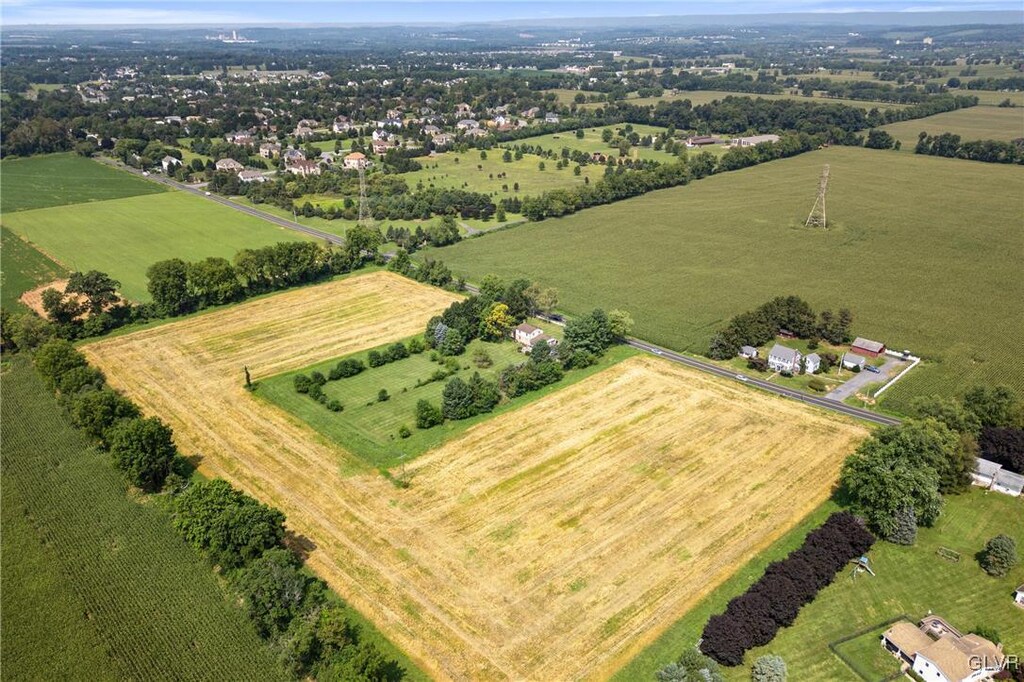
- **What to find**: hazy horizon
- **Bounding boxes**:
[2,0,1022,27]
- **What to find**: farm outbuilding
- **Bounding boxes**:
[851,337,886,357]
[739,345,758,359]
[842,353,866,370]
[972,457,1024,497]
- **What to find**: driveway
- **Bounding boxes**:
[825,355,906,402]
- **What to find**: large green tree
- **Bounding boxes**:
[107,416,177,492]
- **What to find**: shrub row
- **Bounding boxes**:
[699,512,875,666]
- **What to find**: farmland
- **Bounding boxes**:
[617,490,1024,681]
[0,226,67,311]
[880,105,1024,149]
[258,328,634,466]
[513,123,695,162]
[83,272,869,680]
[429,146,1024,412]
[2,190,311,301]
[0,153,166,213]
[0,356,281,681]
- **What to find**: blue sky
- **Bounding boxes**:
[1,0,1020,25]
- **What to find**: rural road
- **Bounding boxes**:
[123,164,900,428]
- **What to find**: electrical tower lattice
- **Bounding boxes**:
[805,164,830,228]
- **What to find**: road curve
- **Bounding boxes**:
[122,165,899,427]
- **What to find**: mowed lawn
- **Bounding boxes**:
[881,105,1024,149]
[615,490,1024,681]
[515,123,690,162]
[428,146,1024,411]
[0,153,166,213]
[0,226,67,310]
[2,191,311,301]
[399,149,601,198]
[0,356,281,681]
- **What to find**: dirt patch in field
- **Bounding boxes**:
[84,271,869,681]
[19,279,74,318]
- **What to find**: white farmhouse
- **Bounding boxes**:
[767,344,801,373]
[804,352,821,374]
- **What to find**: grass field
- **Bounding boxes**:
[428,146,1024,412]
[616,490,1024,681]
[0,153,167,213]
[2,191,311,301]
[0,225,67,311]
[399,149,602,197]
[511,123,699,162]
[0,356,282,681]
[880,106,1024,149]
[258,328,634,466]
[83,273,869,680]
[832,623,906,681]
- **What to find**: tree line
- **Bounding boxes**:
[914,132,1024,165]
[28,335,407,681]
[707,295,853,361]
[698,512,875,666]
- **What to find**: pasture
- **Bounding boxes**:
[0,226,67,311]
[399,149,601,197]
[0,357,281,681]
[880,105,1024,149]
[429,146,1024,412]
[2,191,310,301]
[83,274,869,680]
[617,490,1024,681]
[0,153,166,213]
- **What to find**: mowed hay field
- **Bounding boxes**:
[880,105,1024,149]
[2,190,311,301]
[0,153,166,213]
[430,146,1024,411]
[84,270,869,681]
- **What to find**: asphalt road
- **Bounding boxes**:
[125,166,899,427]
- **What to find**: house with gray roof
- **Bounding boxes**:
[739,345,758,359]
[842,352,866,370]
[804,353,822,374]
[767,344,801,374]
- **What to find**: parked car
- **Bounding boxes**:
[865,365,880,374]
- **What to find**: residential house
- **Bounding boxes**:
[319,151,337,165]
[851,337,886,357]
[215,158,245,173]
[238,170,267,183]
[372,129,391,141]
[432,133,455,147]
[225,130,252,144]
[343,152,370,170]
[456,119,479,131]
[464,128,489,139]
[842,353,866,371]
[455,102,473,116]
[882,616,1004,682]
[371,140,393,155]
[161,155,182,174]
[513,323,558,352]
[282,148,305,162]
[544,112,560,124]
[1015,586,1024,607]
[422,124,442,136]
[379,117,403,128]
[767,344,802,374]
[286,159,321,177]
[973,458,1024,497]
[521,106,541,119]
[804,353,822,374]
[730,134,781,147]
[293,126,315,140]
[686,135,723,147]
[332,116,353,133]
[259,142,282,158]
[739,346,758,359]
[297,118,318,129]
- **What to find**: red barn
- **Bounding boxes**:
[851,337,886,357]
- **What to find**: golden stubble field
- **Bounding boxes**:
[85,271,869,681]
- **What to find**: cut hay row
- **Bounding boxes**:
[84,271,868,681]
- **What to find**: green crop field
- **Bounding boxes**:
[0,356,282,681]
[257,329,636,467]
[426,146,1024,412]
[967,90,1024,107]
[880,106,1024,149]
[0,226,67,310]
[614,490,1024,681]
[399,149,602,197]
[2,191,311,301]
[0,153,167,213]
[511,123,698,162]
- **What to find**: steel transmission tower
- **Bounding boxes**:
[805,164,830,228]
